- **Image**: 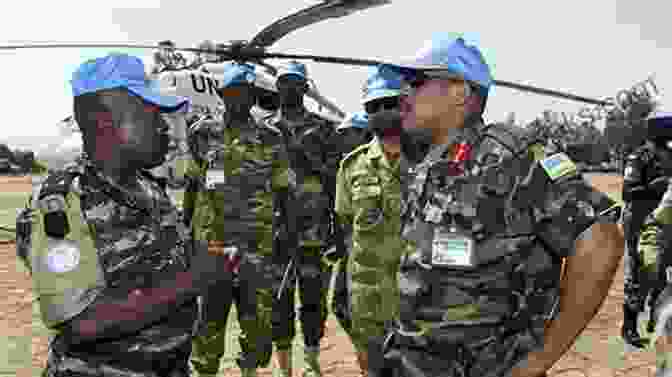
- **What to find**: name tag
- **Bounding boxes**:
[432,229,474,267]
[205,169,226,190]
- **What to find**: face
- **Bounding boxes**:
[399,72,470,142]
[219,84,256,115]
[95,88,172,169]
[277,75,308,107]
[365,96,402,145]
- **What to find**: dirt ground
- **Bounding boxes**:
[0,174,659,377]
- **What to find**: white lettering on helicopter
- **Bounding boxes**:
[190,73,220,97]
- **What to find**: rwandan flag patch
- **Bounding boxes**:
[539,153,577,181]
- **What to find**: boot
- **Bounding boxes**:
[622,304,649,349]
[301,347,322,377]
[274,349,292,377]
[241,368,258,377]
[356,351,369,377]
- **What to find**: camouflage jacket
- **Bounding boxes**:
[182,117,289,256]
[31,157,197,371]
[335,137,403,276]
[261,110,342,249]
[622,143,668,246]
[393,122,617,376]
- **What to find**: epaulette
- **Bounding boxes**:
[339,140,372,169]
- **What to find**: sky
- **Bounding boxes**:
[1,0,671,152]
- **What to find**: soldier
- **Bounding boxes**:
[263,61,339,377]
[23,53,232,377]
[636,113,672,377]
[330,110,372,337]
[334,64,405,377]
[185,62,274,377]
[621,132,670,349]
[369,34,624,377]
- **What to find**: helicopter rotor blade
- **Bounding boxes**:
[494,79,611,106]
[249,0,392,49]
[0,43,615,106]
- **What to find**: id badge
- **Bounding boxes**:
[431,228,474,268]
[205,169,226,190]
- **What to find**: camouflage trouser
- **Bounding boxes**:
[623,205,657,312]
[639,228,671,375]
[191,253,273,375]
[331,254,352,335]
[624,236,657,312]
[272,246,330,350]
[349,259,399,354]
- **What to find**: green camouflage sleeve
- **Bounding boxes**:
[531,152,618,257]
[335,159,353,223]
[639,182,672,261]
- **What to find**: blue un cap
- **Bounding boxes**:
[277,61,308,82]
[71,53,188,112]
[337,111,369,131]
[385,34,494,96]
[361,65,402,105]
[220,62,257,89]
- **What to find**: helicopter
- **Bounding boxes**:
[0,0,654,194]
[0,0,620,107]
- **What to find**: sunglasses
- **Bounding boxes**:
[364,96,400,114]
[401,71,471,96]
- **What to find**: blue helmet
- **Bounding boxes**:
[337,111,369,131]
[220,62,257,89]
[361,65,403,104]
[277,60,308,82]
[385,33,493,98]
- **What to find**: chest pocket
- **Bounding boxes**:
[351,173,385,233]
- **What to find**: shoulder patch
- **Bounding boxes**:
[44,240,80,273]
[539,152,577,181]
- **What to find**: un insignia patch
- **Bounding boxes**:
[539,153,577,181]
[45,240,80,273]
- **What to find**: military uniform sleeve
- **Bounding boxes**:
[31,173,106,329]
[639,182,672,261]
[335,158,354,223]
[527,152,619,257]
[181,159,201,227]
[622,152,648,202]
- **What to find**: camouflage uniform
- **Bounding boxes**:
[335,136,403,354]
[331,114,375,336]
[32,156,198,377]
[184,116,284,376]
[638,180,672,376]
[262,109,337,354]
[622,143,667,323]
[378,122,617,377]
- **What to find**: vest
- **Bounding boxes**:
[396,123,566,376]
